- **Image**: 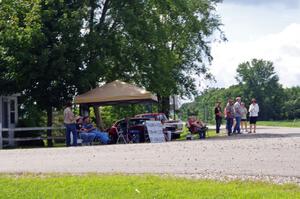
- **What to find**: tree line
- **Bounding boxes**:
[180,59,300,122]
[0,0,224,138]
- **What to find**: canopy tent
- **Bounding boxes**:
[74,80,157,106]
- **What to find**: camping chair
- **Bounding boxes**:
[116,128,128,144]
[186,121,208,140]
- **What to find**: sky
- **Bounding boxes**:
[206,0,300,89]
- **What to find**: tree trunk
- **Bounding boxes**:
[93,106,103,131]
[80,104,89,117]
[46,107,53,147]
[158,95,170,119]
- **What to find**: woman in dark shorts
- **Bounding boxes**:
[249,99,259,133]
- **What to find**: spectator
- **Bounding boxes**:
[225,99,234,136]
[233,97,242,134]
[63,101,77,146]
[82,116,110,144]
[76,116,95,145]
[214,102,222,134]
[187,116,207,139]
[249,98,259,133]
[240,102,248,133]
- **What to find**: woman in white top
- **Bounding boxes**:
[240,102,248,133]
[249,98,259,133]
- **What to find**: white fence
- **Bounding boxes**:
[0,123,65,149]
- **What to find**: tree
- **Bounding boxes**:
[70,0,224,119]
[283,87,300,119]
[0,0,40,94]
[236,59,285,120]
[0,0,85,146]
[1,0,224,133]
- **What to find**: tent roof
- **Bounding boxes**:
[74,80,157,106]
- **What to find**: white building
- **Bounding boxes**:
[0,95,18,147]
[0,95,18,129]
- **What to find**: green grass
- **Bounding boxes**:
[258,120,300,128]
[0,174,298,199]
[177,126,224,141]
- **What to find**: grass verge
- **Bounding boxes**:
[0,174,299,199]
[258,120,300,128]
[177,126,225,141]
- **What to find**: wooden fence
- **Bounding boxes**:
[0,123,65,149]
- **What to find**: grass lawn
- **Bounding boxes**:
[177,126,225,141]
[258,120,300,128]
[0,174,299,199]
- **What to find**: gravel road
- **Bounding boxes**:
[1,126,299,184]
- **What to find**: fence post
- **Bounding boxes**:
[8,127,15,147]
[0,123,2,149]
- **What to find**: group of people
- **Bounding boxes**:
[63,102,110,146]
[215,97,260,136]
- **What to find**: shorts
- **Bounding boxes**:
[241,119,247,122]
[249,117,258,124]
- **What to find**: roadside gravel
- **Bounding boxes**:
[0,127,299,184]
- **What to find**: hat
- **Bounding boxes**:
[82,116,89,121]
[75,116,82,122]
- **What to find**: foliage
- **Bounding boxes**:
[180,59,300,122]
[236,59,285,120]
[0,174,299,199]
[99,104,158,129]
[0,0,224,118]
[282,87,300,119]
[257,120,300,128]
[180,85,243,122]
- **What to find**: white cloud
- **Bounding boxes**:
[225,0,300,8]
[209,23,300,88]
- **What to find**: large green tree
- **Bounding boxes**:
[236,59,285,120]
[1,0,224,132]
[180,59,291,122]
[0,0,85,146]
[283,87,300,119]
[80,0,224,117]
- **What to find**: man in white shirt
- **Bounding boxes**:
[64,101,77,146]
[249,98,259,133]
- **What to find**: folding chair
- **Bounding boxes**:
[116,128,128,144]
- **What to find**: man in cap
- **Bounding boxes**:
[233,97,242,134]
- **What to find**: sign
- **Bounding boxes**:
[145,121,165,143]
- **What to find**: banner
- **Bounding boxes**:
[145,121,165,143]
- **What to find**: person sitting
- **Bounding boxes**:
[82,116,110,144]
[187,116,207,139]
[76,116,95,145]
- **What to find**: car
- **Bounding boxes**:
[134,113,184,139]
[107,117,150,144]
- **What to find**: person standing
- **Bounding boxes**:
[240,102,248,133]
[214,102,222,134]
[233,97,242,134]
[225,99,234,136]
[249,98,259,133]
[64,101,77,146]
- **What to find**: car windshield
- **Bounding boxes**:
[157,114,168,121]
[137,114,168,121]
[128,119,147,127]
